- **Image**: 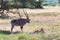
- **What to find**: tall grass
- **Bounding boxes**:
[0,12,60,40]
[29,12,60,16]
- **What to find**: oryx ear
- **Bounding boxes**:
[23,9,29,19]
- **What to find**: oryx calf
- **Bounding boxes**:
[11,10,30,33]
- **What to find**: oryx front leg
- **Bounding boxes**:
[20,26,23,33]
[11,24,15,33]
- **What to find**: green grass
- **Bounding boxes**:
[0,31,60,40]
[0,32,44,40]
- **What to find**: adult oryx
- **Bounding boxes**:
[11,9,30,33]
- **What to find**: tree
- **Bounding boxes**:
[35,0,43,8]
[0,0,44,9]
[58,0,60,3]
[0,0,9,18]
[25,0,44,8]
[11,0,44,8]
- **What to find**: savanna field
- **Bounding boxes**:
[0,7,60,40]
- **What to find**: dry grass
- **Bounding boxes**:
[0,8,60,40]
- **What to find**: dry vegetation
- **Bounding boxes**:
[0,7,60,40]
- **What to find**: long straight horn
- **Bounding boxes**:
[17,8,22,18]
[23,9,29,19]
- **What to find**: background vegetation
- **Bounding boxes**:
[0,0,44,9]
